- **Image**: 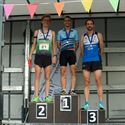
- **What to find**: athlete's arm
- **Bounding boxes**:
[29,30,38,60]
[57,42,60,49]
[57,31,61,49]
[75,30,79,51]
[52,31,57,56]
[75,42,79,51]
[52,31,57,64]
[98,32,104,56]
[80,35,84,56]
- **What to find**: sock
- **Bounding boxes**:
[85,101,89,103]
[99,100,103,103]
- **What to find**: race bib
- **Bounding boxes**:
[39,43,49,51]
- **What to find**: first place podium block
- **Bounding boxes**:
[28,102,53,123]
[54,94,80,123]
[80,109,105,124]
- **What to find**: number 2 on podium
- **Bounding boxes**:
[36,103,47,119]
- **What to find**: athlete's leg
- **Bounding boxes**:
[44,65,51,97]
[60,66,67,90]
[60,51,67,94]
[70,64,76,90]
[67,50,77,94]
[94,69,104,109]
[94,70,103,101]
[34,64,42,97]
[83,70,91,101]
[82,70,91,109]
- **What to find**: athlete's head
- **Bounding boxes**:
[85,18,95,31]
[64,16,72,28]
[41,15,51,27]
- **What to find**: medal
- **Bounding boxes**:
[87,32,94,44]
[41,29,49,40]
[87,32,94,50]
[88,44,93,50]
[65,29,71,41]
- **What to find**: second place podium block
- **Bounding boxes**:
[28,102,53,123]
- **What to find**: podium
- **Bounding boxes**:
[80,109,105,123]
[28,102,53,123]
[54,94,80,123]
[28,95,105,123]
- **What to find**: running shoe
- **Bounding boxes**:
[61,89,67,95]
[81,101,89,110]
[68,90,77,95]
[98,101,104,110]
[32,96,40,103]
[45,96,53,103]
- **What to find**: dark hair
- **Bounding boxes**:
[64,16,72,20]
[85,18,95,25]
[41,15,51,21]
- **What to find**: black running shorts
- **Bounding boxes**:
[60,50,76,66]
[82,61,102,72]
[34,54,52,68]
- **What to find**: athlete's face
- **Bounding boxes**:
[64,18,72,27]
[86,20,94,31]
[41,17,51,27]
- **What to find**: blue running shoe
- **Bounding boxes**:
[81,101,89,110]
[98,101,104,110]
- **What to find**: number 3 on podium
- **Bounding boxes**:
[87,110,98,123]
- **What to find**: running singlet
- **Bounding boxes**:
[36,29,52,55]
[57,28,79,51]
[82,32,101,62]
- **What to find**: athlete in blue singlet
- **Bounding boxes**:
[57,16,79,95]
[80,18,104,110]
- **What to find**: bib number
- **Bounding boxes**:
[39,43,49,51]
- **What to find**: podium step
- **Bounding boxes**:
[28,102,53,123]
[27,95,105,123]
[80,109,105,123]
[54,94,80,123]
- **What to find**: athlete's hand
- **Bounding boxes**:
[100,49,104,56]
[28,55,32,61]
[52,56,57,65]
[28,56,32,68]
[80,52,83,57]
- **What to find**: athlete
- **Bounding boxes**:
[80,18,104,109]
[57,16,79,95]
[28,15,56,102]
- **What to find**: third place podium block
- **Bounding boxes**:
[54,94,80,123]
[80,109,105,124]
